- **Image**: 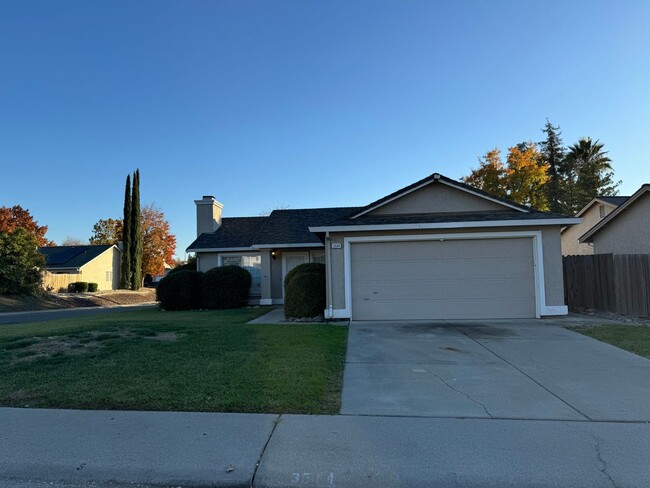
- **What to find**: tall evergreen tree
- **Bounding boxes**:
[130,169,143,290]
[120,174,132,289]
[564,137,620,214]
[539,119,567,214]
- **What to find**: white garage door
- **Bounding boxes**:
[350,238,536,320]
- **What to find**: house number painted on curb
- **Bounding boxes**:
[331,243,342,249]
[291,472,335,485]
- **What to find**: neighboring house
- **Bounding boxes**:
[561,196,629,256]
[579,184,650,254]
[39,244,121,292]
[187,173,580,320]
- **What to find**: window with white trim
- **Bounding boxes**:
[310,251,325,264]
[220,254,262,296]
[599,205,606,218]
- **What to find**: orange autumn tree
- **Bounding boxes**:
[89,204,176,277]
[504,143,550,210]
[0,205,55,246]
[463,143,550,210]
[462,148,508,198]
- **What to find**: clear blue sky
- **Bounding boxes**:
[1,1,649,257]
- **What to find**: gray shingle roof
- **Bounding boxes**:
[187,217,268,250]
[597,196,630,206]
[39,245,114,269]
[320,210,572,227]
[186,207,361,251]
[252,207,360,246]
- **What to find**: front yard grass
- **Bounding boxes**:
[575,325,650,359]
[0,307,348,414]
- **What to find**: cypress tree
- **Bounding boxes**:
[120,174,132,289]
[130,169,143,290]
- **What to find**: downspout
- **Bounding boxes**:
[325,231,333,319]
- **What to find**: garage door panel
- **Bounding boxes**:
[352,298,535,320]
[350,238,536,320]
[352,257,532,281]
[352,278,535,301]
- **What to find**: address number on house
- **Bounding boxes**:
[331,243,342,249]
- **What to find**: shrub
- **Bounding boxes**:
[168,256,197,275]
[156,270,202,311]
[201,265,251,309]
[284,262,325,290]
[284,272,326,319]
[87,282,98,292]
[72,282,89,293]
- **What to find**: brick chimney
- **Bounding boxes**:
[194,196,223,237]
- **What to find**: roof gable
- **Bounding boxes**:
[580,185,650,242]
[352,173,530,218]
[574,196,629,218]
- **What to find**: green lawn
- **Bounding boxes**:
[0,307,348,414]
[576,325,650,359]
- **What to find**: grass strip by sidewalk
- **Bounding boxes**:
[0,307,347,414]
[575,324,650,359]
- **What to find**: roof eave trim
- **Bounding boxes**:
[251,243,325,249]
[186,246,253,253]
[350,176,529,219]
[309,218,582,233]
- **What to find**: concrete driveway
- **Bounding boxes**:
[341,318,650,421]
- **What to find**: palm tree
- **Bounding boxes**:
[564,137,619,214]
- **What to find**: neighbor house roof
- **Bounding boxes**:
[596,196,630,206]
[39,245,116,270]
[579,185,650,243]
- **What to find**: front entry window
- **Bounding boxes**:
[220,254,262,296]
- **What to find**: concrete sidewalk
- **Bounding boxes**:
[2,407,650,487]
[0,303,157,325]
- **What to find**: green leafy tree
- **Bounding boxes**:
[130,169,143,290]
[539,120,567,213]
[0,227,46,295]
[564,138,620,214]
[121,175,132,289]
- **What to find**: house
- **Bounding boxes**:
[561,196,629,255]
[187,173,580,320]
[578,184,650,254]
[39,244,121,292]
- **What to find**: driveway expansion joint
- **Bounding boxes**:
[250,414,281,488]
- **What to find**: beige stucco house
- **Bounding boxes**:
[579,184,650,254]
[561,196,629,256]
[39,244,121,292]
[187,173,580,320]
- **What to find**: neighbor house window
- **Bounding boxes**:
[106,271,113,282]
[599,205,606,218]
[220,254,262,296]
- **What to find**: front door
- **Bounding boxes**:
[282,252,309,297]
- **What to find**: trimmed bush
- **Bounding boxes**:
[284,272,326,319]
[284,263,325,290]
[71,282,89,293]
[168,256,197,275]
[156,270,202,311]
[201,265,251,310]
[87,283,98,292]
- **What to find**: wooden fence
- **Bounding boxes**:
[563,254,650,317]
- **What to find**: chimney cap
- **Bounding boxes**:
[202,195,215,200]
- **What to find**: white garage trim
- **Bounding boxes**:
[340,231,552,320]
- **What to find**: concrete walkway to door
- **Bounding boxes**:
[341,317,650,421]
